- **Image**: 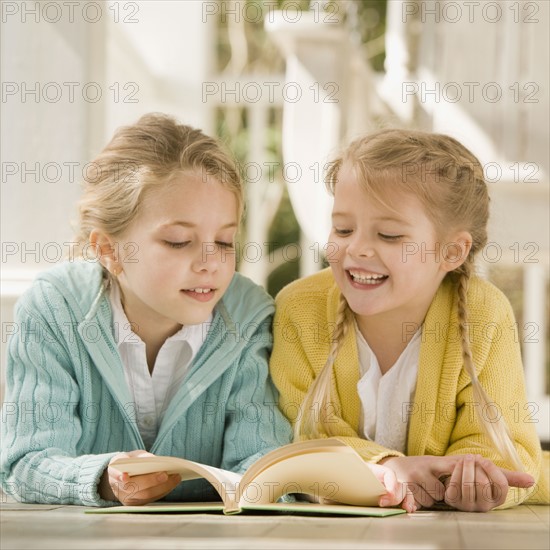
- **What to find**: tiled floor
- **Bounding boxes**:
[1,501,549,550]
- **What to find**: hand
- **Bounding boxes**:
[379,455,463,509]
[443,454,535,512]
[99,450,181,506]
[368,462,417,513]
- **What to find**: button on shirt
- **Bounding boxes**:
[356,324,421,454]
[109,282,209,450]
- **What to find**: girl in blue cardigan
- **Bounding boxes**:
[0,113,297,507]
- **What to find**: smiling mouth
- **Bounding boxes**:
[181,288,217,301]
[347,270,389,285]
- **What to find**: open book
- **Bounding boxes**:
[90,439,405,517]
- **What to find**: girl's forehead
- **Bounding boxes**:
[133,175,239,225]
[333,176,435,225]
[142,173,232,200]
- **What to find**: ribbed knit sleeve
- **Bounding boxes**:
[0,281,117,506]
[443,282,543,508]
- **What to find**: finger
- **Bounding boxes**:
[112,471,173,496]
[461,454,476,511]
[125,450,156,458]
[369,463,396,488]
[473,460,492,512]
[377,467,406,507]
[431,479,446,503]
[122,474,181,506]
[474,459,490,493]
[476,458,523,508]
[445,455,464,509]
[415,484,436,509]
[108,466,131,483]
[400,480,435,509]
[118,474,180,506]
[108,450,155,478]
[476,457,534,489]
[432,455,464,478]
[369,464,404,507]
[110,450,155,462]
[476,457,507,487]
[497,468,535,489]
[400,487,417,513]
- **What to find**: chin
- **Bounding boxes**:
[344,298,381,318]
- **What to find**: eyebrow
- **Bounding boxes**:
[160,221,239,229]
[332,212,413,227]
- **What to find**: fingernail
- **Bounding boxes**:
[157,473,168,483]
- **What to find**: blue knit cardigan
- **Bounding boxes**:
[1,260,292,506]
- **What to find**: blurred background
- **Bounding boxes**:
[1,0,548,444]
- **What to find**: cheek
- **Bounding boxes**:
[222,256,237,279]
[394,243,422,267]
[326,238,345,265]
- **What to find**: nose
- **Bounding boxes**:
[346,232,376,259]
[192,242,220,273]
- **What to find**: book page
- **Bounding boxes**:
[110,456,242,510]
[240,438,352,485]
[238,450,386,507]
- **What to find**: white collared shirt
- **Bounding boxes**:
[109,281,210,449]
[356,323,421,454]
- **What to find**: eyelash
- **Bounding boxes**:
[379,233,403,241]
[164,241,234,249]
[216,241,234,249]
[333,229,403,241]
[164,241,190,249]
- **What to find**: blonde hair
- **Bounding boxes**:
[74,112,242,258]
[296,128,524,471]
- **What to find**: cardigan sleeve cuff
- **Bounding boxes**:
[77,452,120,507]
[368,451,406,464]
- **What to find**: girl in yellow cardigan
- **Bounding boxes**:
[270,129,548,512]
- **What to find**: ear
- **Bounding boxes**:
[89,229,122,276]
[440,231,473,273]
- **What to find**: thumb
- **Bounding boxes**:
[500,469,535,489]
[477,457,535,489]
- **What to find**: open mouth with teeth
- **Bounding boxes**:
[181,287,216,302]
[347,270,389,286]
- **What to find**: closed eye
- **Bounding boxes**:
[334,228,352,236]
[379,233,403,241]
[216,241,235,249]
[164,240,190,249]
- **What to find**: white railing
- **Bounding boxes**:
[200,76,287,285]
[265,4,550,444]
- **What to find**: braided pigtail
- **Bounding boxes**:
[294,293,353,440]
[456,263,524,471]
[325,129,527,470]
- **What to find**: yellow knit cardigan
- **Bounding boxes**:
[270,268,548,508]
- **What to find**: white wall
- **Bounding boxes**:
[1,0,216,394]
